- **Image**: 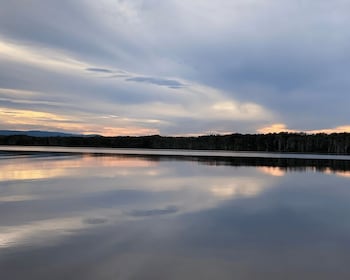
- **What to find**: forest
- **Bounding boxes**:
[1,132,350,154]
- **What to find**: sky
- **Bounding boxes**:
[0,0,350,136]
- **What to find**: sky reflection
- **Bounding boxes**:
[1,153,350,279]
[258,166,286,177]
[0,154,157,182]
[0,153,277,251]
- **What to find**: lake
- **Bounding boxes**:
[1,147,350,279]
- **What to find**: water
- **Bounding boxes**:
[1,148,350,279]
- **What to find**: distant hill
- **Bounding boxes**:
[0,130,98,137]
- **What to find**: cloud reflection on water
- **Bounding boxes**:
[1,153,350,278]
[0,154,157,182]
[258,166,286,177]
[0,153,276,249]
[324,168,350,178]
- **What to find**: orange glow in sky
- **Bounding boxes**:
[0,107,159,136]
[258,123,350,135]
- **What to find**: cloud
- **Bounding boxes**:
[83,217,108,225]
[129,206,179,217]
[0,37,274,135]
[0,1,350,134]
[257,124,295,134]
[86,68,113,73]
[126,76,185,89]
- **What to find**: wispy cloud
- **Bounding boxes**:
[126,76,186,89]
[86,67,113,73]
[129,206,178,217]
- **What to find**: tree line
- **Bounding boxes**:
[1,132,350,154]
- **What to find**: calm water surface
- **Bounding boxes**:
[1,149,350,279]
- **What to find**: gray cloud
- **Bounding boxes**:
[83,217,108,225]
[107,74,130,78]
[126,76,185,89]
[129,206,179,217]
[86,68,113,73]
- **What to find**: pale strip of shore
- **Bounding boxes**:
[1,145,350,161]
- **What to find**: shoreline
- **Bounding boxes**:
[2,145,350,161]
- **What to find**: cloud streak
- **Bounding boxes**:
[86,68,113,73]
[126,76,185,89]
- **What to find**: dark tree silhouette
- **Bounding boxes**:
[1,132,350,154]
